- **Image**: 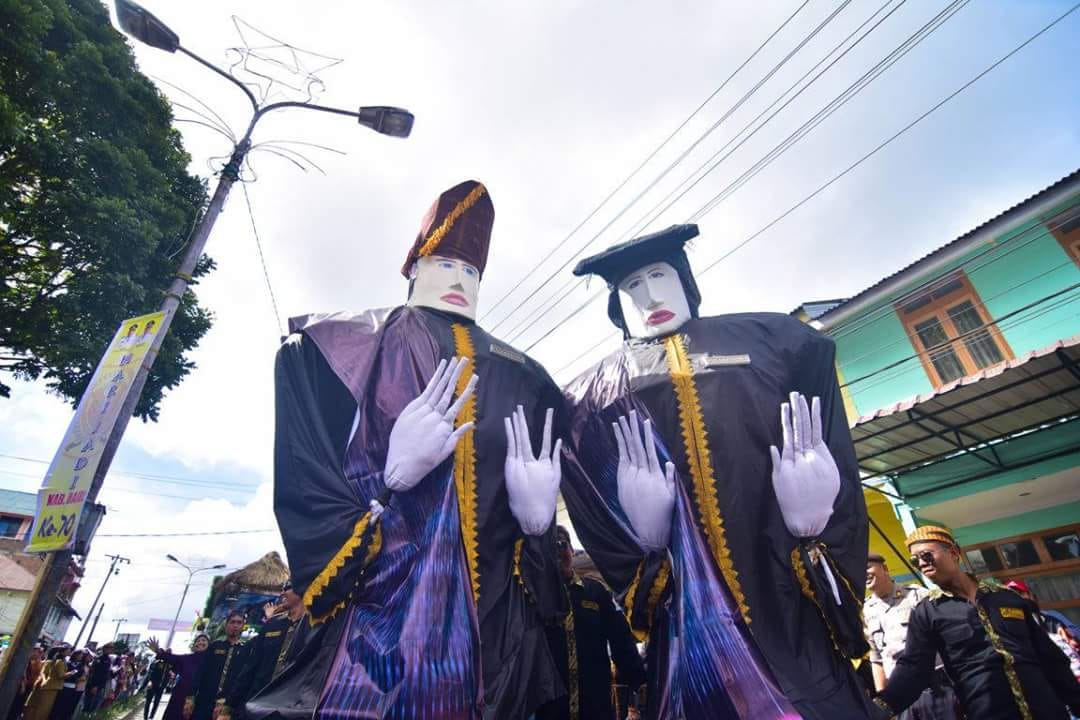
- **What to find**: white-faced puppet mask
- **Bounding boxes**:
[407,254,481,320]
[617,261,692,339]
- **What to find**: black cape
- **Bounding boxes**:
[252,306,567,720]
[562,313,873,719]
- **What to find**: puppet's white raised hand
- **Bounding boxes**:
[614,411,676,551]
[769,392,840,538]
[385,357,477,492]
[504,406,561,536]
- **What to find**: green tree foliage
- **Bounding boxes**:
[0,0,213,420]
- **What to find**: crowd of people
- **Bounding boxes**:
[8,642,153,720]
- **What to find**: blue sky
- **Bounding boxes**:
[1,0,1078,637]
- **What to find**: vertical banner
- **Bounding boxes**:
[26,312,166,552]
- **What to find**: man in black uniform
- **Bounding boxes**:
[872,525,1080,720]
[538,525,646,720]
[188,611,250,720]
[143,656,168,720]
[225,584,306,719]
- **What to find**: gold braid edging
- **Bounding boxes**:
[512,537,532,602]
[564,604,580,720]
[417,184,487,258]
[623,557,672,642]
[664,334,750,625]
[645,559,671,624]
[791,546,843,657]
[307,523,383,626]
[975,604,1033,720]
[302,506,384,622]
[623,559,646,640]
[451,323,481,606]
[872,697,896,719]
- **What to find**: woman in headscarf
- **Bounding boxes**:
[148,634,211,720]
[23,647,67,720]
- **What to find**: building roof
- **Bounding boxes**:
[0,553,37,592]
[818,169,1080,327]
[790,299,847,321]
[850,335,1080,497]
[210,551,289,601]
[0,489,37,518]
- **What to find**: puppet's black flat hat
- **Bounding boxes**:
[572,224,699,287]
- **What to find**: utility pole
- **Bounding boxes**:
[112,618,128,642]
[0,4,412,714]
[86,604,105,648]
[164,555,224,650]
[73,554,130,648]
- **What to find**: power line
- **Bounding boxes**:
[481,0,818,330]
[846,288,1080,397]
[841,281,1080,390]
[541,0,1080,359]
[549,208,1080,381]
[689,2,1079,273]
[615,0,911,248]
[241,182,284,336]
[834,255,1080,371]
[0,453,262,489]
[96,529,275,537]
[826,204,1080,341]
[507,0,965,349]
[514,0,910,350]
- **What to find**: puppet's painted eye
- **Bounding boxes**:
[648,270,665,279]
[626,278,641,290]
[463,265,477,277]
[438,260,454,270]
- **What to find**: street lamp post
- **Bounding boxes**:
[165,555,225,650]
[109,1,415,438]
[0,6,412,714]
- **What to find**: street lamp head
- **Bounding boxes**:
[357,106,414,138]
[115,0,180,53]
[166,554,179,563]
[212,564,226,570]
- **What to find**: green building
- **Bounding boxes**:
[800,169,1080,624]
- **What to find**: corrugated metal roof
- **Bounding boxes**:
[0,489,37,518]
[0,554,37,592]
[851,335,1080,478]
[819,169,1080,325]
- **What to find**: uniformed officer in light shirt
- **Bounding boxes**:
[864,553,957,719]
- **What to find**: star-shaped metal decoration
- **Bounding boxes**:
[225,16,343,106]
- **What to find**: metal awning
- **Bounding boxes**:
[851,335,1080,497]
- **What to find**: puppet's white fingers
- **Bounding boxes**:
[780,402,794,459]
[445,374,477,423]
[811,395,824,447]
[796,392,812,454]
[643,419,661,475]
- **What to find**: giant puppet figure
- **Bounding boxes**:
[251,180,568,720]
[561,224,874,719]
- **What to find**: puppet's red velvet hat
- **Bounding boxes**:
[401,180,494,278]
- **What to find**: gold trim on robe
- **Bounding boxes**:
[452,323,482,606]
[664,333,750,625]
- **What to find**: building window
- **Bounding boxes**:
[0,516,23,538]
[897,272,1013,387]
[963,523,1080,625]
[1051,213,1080,267]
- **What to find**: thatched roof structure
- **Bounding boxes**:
[209,551,289,605]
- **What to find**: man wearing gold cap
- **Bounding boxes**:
[250,181,568,720]
[871,525,1080,719]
